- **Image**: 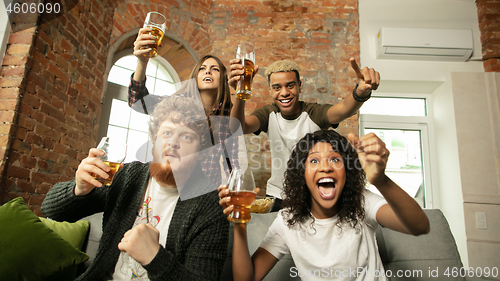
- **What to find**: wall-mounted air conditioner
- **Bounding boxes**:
[376,27,473,62]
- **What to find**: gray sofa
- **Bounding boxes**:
[80,210,496,281]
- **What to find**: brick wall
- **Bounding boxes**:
[211,0,360,190]
[0,0,42,210]
[0,0,116,215]
[0,0,361,212]
[476,0,500,72]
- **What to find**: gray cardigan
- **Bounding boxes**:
[41,161,229,281]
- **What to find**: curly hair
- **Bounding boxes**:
[282,129,366,231]
[189,54,232,116]
[264,59,301,85]
[148,95,211,151]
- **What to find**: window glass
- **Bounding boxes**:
[107,55,174,91]
[154,79,177,96]
[115,55,138,69]
[364,128,425,208]
[106,125,128,144]
[145,77,156,95]
[126,130,151,163]
[360,97,426,116]
[156,65,174,82]
[108,99,130,127]
[107,66,133,88]
[145,59,158,77]
[128,108,150,132]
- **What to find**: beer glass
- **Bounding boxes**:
[227,169,257,223]
[142,12,166,58]
[235,43,255,100]
[93,137,127,186]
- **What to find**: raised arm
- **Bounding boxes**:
[230,99,261,134]
[128,27,156,107]
[348,133,430,236]
[228,58,261,134]
[218,185,278,281]
[327,58,380,124]
[132,27,155,82]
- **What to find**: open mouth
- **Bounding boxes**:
[203,77,213,82]
[316,177,336,200]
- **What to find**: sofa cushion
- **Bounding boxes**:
[376,209,465,280]
[39,217,90,280]
[0,197,89,281]
[39,217,90,250]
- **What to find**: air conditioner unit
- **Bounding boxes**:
[376,27,473,62]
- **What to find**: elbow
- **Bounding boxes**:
[411,217,430,236]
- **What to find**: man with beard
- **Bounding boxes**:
[41,96,228,281]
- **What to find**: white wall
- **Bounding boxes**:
[359,0,485,267]
[0,0,13,65]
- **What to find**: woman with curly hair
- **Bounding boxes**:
[219,129,430,281]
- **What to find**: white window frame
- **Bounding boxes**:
[359,92,436,208]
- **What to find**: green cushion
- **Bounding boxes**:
[39,217,89,250]
[0,197,89,281]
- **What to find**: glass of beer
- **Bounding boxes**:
[235,43,255,100]
[142,12,166,58]
[227,169,257,223]
[93,137,127,186]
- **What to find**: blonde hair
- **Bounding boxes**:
[264,60,301,84]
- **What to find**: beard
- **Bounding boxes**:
[149,163,176,186]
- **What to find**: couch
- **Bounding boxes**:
[80,209,497,281]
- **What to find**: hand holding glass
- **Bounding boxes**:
[142,12,166,58]
[92,137,127,186]
[227,169,257,223]
[235,44,255,101]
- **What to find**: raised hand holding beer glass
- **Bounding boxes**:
[235,44,255,100]
[226,169,257,223]
[140,12,166,58]
[92,137,127,186]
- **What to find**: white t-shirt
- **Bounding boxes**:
[251,102,336,199]
[260,190,387,281]
[112,177,179,280]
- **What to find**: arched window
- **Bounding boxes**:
[107,54,178,96]
[99,52,181,163]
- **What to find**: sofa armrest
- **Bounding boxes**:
[376,209,469,281]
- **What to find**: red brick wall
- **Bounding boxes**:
[111,0,213,55]
[210,0,360,189]
[0,0,117,214]
[0,0,361,212]
[476,0,500,72]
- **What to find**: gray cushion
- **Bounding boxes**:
[376,209,465,280]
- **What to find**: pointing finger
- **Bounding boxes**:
[350,58,364,80]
